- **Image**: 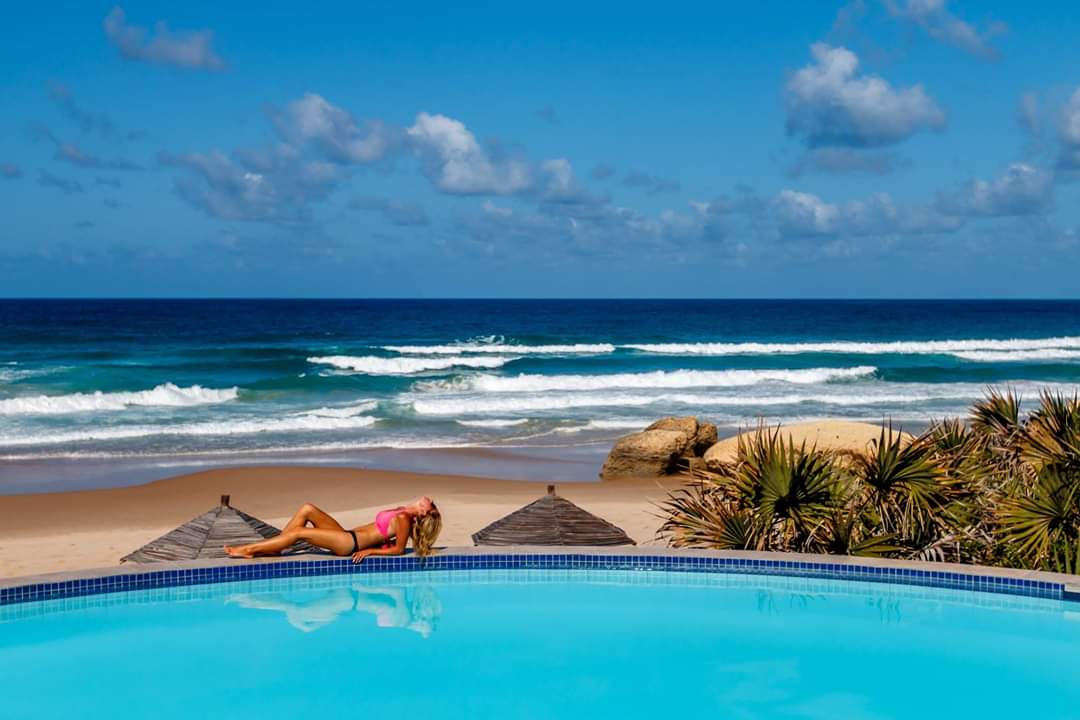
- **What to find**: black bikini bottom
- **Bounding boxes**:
[348,530,360,554]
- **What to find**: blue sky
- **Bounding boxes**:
[2,1,1079,297]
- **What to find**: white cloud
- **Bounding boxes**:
[936,163,1053,216]
[785,43,945,148]
[161,145,339,223]
[103,7,225,71]
[274,93,394,164]
[407,112,532,195]
[775,189,958,238]
[885,0,1006,60]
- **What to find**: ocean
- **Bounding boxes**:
[3,299,1080,489]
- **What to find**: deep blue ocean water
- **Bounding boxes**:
[3,299,1080,471]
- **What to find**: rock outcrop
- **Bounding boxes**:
[600,416,718,479]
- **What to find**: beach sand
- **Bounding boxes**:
[0,420,892,579]
[0,466,682,578]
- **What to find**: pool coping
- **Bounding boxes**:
[2,546,1078,606]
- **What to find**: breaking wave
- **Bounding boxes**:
[381,343,615,355]
[308,355,515,374]
[0,413,377,447]
[623,336,1080,357]
[297,400,379,418]
[0,383,239,416]
[422,367,877,394]
[455,418,531,428]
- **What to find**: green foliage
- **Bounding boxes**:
[656,390,1080,575]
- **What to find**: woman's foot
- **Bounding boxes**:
[224,545,255,559]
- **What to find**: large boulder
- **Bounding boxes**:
[600,429,692,478]
[600,416,718,479]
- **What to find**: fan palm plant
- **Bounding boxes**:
[1019,391,1080,475]
[847,425,951,546]
[997,466,1080,569]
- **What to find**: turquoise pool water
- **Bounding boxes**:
[2,569,1078,719]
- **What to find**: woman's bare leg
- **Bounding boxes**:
[225,527,354,559]
[282,503,346,533]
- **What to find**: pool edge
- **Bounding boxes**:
[2,547,1077,606]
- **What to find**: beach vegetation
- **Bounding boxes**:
[658,390,1080,575]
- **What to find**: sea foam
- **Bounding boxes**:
[455,418,531,428]
[381,343,615,355]
[624,336,1080,357]
[422,366,877,394]
[0,413,377,447]
[307,355,515,374]
[0,383,239,416]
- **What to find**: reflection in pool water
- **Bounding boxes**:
[226,585,442,637]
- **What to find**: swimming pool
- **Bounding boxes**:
[3,567,1079,719]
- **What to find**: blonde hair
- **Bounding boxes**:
[410,506,442,557]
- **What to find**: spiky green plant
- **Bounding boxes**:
[1019,391,1080,475]
[656,484,759,550]
[997,466,1080,570]
[655,391,1080,574]
[847,425,951,546]
[723,426,838,550]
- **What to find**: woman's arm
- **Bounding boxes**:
[352,515,410,563]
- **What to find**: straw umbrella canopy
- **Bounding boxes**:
[121,495,318,563]
[472,486,635,546]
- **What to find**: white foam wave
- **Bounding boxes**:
[0,383,239,416]
[382,343,615,355]
[0,413,377,447]
[412,380,1080,416]
[412,391,935,416]
[307,355,514,374]
[624,336,1080,357]
[455,418,531,428]
[554,419,653,434]
[949,349,1080,362]
[0,365,64,383]
[427,367,877,394]
[298,400,379,418]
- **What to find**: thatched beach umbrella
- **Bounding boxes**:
[121,495,314,563]
[472,486,635,546]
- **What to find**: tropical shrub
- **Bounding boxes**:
[656,390,1080,575]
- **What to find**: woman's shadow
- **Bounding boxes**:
[225,584,442,638]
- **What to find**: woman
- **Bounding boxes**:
[224,497,441,562]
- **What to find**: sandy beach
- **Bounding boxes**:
[0,465,683,579]
[0,420,897,579]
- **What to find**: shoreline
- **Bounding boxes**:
[0,443,614,495]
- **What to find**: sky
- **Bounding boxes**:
[2,1,1079,298]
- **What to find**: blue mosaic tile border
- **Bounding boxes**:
[0,553,1066,606]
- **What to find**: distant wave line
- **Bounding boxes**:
[623,336,1080,356]
[307,355,515,374]
[416,367,877,394]
[0,383,239,416]
[0,413,378,447]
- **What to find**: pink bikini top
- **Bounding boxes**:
[375,507,406,537]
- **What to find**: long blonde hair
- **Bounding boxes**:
[410,506,442,557]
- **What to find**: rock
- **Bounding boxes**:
[692,422,718,456]
[646,416,700,436]
[600,429,694,479]
[601,416,717,479]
